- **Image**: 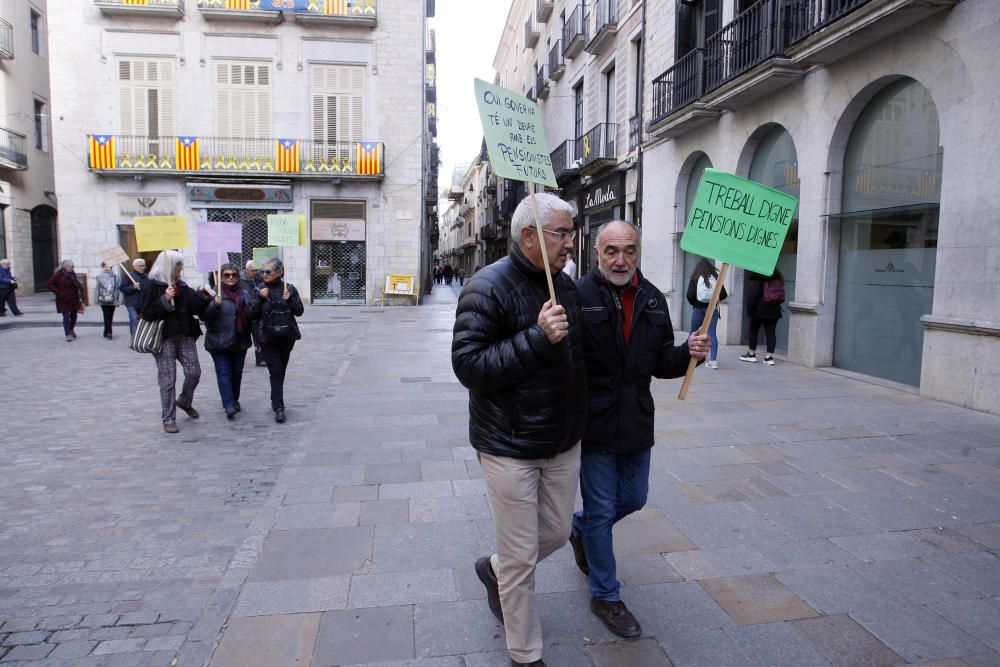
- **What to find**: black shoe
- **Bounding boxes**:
[175,402,200,419]
[475,557,504,624]
[511,660,546,666]
[590,598,641,639]
[225,406,237,420]
[569,532,589,577]
[234,401,241,413]
[274,408,286,423]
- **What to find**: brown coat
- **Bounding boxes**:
[46,270,82,313]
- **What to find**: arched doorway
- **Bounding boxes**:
[31,205,58,290]
[743,125,800,352]
[679,152,713,331]
[834,78,941,386]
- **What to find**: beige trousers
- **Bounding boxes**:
[479,443,581,664]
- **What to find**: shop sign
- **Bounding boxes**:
[119,195,177,220]
[312,218,366,242]
[186,183,293,207]
[583,176,622,213]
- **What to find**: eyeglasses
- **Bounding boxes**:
[261,269,275,274]
[222,272,239,278]
[540,228,578,242]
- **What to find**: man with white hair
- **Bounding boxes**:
[452,192,585,667]
[0,259,23,316]
[119,257,148,335]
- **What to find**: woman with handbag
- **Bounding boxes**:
[140,250,209,434]
[249,258,304,424]
[687,258,727,369]
[201,264,254,420]
[46,259,84,342]
[96,261,122,340]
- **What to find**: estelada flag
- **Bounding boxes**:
[356,141,382,175]
[275,139,300,172]
[89,135,116,169]
[176,136,200,170]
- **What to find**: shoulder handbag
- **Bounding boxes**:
[130,317,164,353]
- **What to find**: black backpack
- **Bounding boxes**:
[262,297,296,340]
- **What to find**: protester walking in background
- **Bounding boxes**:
[250,259,303,424]
[141,251,208,434]
[0,259,23,317]
[562,251,577,278]
[46,260,84,342]
[119,258,148,335]
[741,269,785,366]
[573,221,708,639]
[201,263,254,420]
[457,267,466,286]
[452,193,585,667]
[241,260,265,367]
[95,261,122,340]
[687,258,727,369]
[444,263,454,285]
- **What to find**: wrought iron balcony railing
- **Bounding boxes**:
[95,0,185,17]
[548,40,565,80]
[536,65,550,100]
[704,0,783,92]
[576,123,617,170]
[550,139,579,182]
[524,16,539,48]
[628,115,641,152]
[585,0,617,55]
[0,127,28,171]
[196,0,376,25]
[784,0,872,46]
[0,18,13,59]
[562,4,587,59]
[86,134,384,178]
[650,48,703,124]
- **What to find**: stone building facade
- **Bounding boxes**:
[0,0,57,294]
[47,0,433,305]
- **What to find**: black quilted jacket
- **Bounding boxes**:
[452,244,587,459]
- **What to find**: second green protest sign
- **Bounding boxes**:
[680,168,797,276]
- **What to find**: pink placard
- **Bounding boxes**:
[197,222,243,254]
[195,252,221,272]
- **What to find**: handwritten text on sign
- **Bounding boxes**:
[134,216,190,252]
[680,169,797,275]
[267,214,302,247]
[197,222,243,254]
[475,79,556,188]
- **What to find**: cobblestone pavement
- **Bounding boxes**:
[3,285,1000,666]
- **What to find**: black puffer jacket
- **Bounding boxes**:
[452,244,587,460]
[201,286,254,352]
[578,267,691,454]
[140,280,208,341]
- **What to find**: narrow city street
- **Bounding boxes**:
[2,287,1000,666]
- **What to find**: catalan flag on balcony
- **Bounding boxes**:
[89,135,116,169]
[174,136,199,170]
[356,141,382,175]
[314,0,349,14]
[918,169,936,198]
[123,0,149,5]
[275,139,300,172]
[226,0,253,8]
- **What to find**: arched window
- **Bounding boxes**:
[834,79,941,386]
[681,153,712,330]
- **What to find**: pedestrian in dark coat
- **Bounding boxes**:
[119,258,149,335]
[140,251,209,433]
[201,263,254,419]
[0,259,23,316]
[241,261,265,367]
[740,270,784,366]
[571,220,709,639]
[45,259,84,341]
[248,258,303,424]
[452,192,585,666]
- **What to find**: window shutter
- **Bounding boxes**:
[676,3,694,58]
[310,64,366,147]
[215,61,271,141]
[704,0,720,39]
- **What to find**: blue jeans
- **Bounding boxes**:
[572,448,652,601]
[126,305,140,335]
[62,310,78,336]
[209,348,247,409]
[691,307,720,362]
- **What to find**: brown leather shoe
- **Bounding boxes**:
[175,402,200,419]
[163,423,179,434]
[569,532,589,577]
[475,557,504,624]
[590,598,641,638]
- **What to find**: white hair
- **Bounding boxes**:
[245,260,256,270]
[148,250,184,283]
[132,258,146,269]
[510,192,577,243]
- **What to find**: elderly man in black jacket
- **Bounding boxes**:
[570,220,709,638]
[452,192,585,667]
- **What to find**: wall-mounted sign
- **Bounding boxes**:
[186,183,293,208]
[312,218,366,242]
[582,174,624,213]
[119,195,177,220]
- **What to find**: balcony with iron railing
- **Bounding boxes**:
[562,4,587,59]
[628,115,641,152]
[585,0,617,55]
[524,15,539,49]
[196,0,377,26]
[536,0,553,22]
[550,139,580,183]
[86,135,384,179]
[548,40,565,81]
[95,0,185,18]
[576,123,617,174]
[0,127,28,171]
[536,65,550,100]
[0,17,13,59]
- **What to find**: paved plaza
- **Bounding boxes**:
[2,286,1000,666]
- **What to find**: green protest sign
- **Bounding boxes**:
[680,169,798,276]
[253,247,281,266]
[267,214,301,247]
[474,78,556,188]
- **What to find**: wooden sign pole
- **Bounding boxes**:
[677,262,729,400]
[527,182,557,305]
[216,251,222,293]
[119,263,139,287]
